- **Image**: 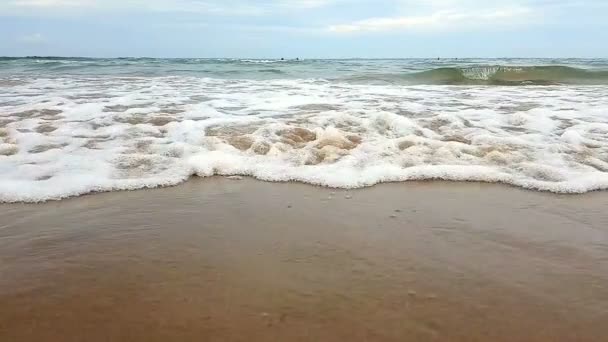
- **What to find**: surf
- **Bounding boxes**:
[406,65,608,85]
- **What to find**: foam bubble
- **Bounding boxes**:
[1,76,608,202]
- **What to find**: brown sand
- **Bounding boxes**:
[1,178,608,341]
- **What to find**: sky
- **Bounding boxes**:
[0,0,607,58]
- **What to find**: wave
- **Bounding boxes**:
[2,75,608,202]
[336,65,608,85]
[3,58,608,85]
[257,68,287,74]
[407,66,608,85]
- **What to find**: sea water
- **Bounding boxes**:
[1,57,608,202]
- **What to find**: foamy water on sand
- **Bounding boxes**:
[1,58,608,202]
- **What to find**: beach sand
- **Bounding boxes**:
[1,178,608,341]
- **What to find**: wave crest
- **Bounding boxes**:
[408,65,608,85]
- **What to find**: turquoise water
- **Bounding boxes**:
[2,57,608,84]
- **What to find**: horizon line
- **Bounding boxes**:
[1,56,606,60]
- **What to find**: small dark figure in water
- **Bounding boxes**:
[280,58,285,61]
[296,58,300,61]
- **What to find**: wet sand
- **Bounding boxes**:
[1,178,608,342]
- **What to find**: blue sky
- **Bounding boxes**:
[1,0,607,58]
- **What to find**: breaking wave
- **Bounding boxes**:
[2,75,608,202]
[403,66,608,85]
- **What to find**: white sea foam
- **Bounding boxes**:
[1,76,608,202]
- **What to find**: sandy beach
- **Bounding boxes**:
[1,178,608,341]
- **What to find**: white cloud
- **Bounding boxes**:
[18,33,46,43]
[328,6,533,33]
[3,0,335,15]
[10,0,94,7]
[278,0,333,9]
[141,1,267,16]
[9,0,86,7]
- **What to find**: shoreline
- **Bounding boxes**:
[2,174,607,204]
[2,178,608,341]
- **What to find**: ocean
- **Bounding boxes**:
[1,57,608,202]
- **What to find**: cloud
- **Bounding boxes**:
[3,0,97,15]
[278,0,333,9]
[18,33,46,43]
[325,0,608,34]
[3,0,335,15]
[12,0,78,6]
[328,6,533,33]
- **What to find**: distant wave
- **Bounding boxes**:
[257,68,287,74]
[416,65,608,85]
[342,66,608,85]
[2,58,608,85]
